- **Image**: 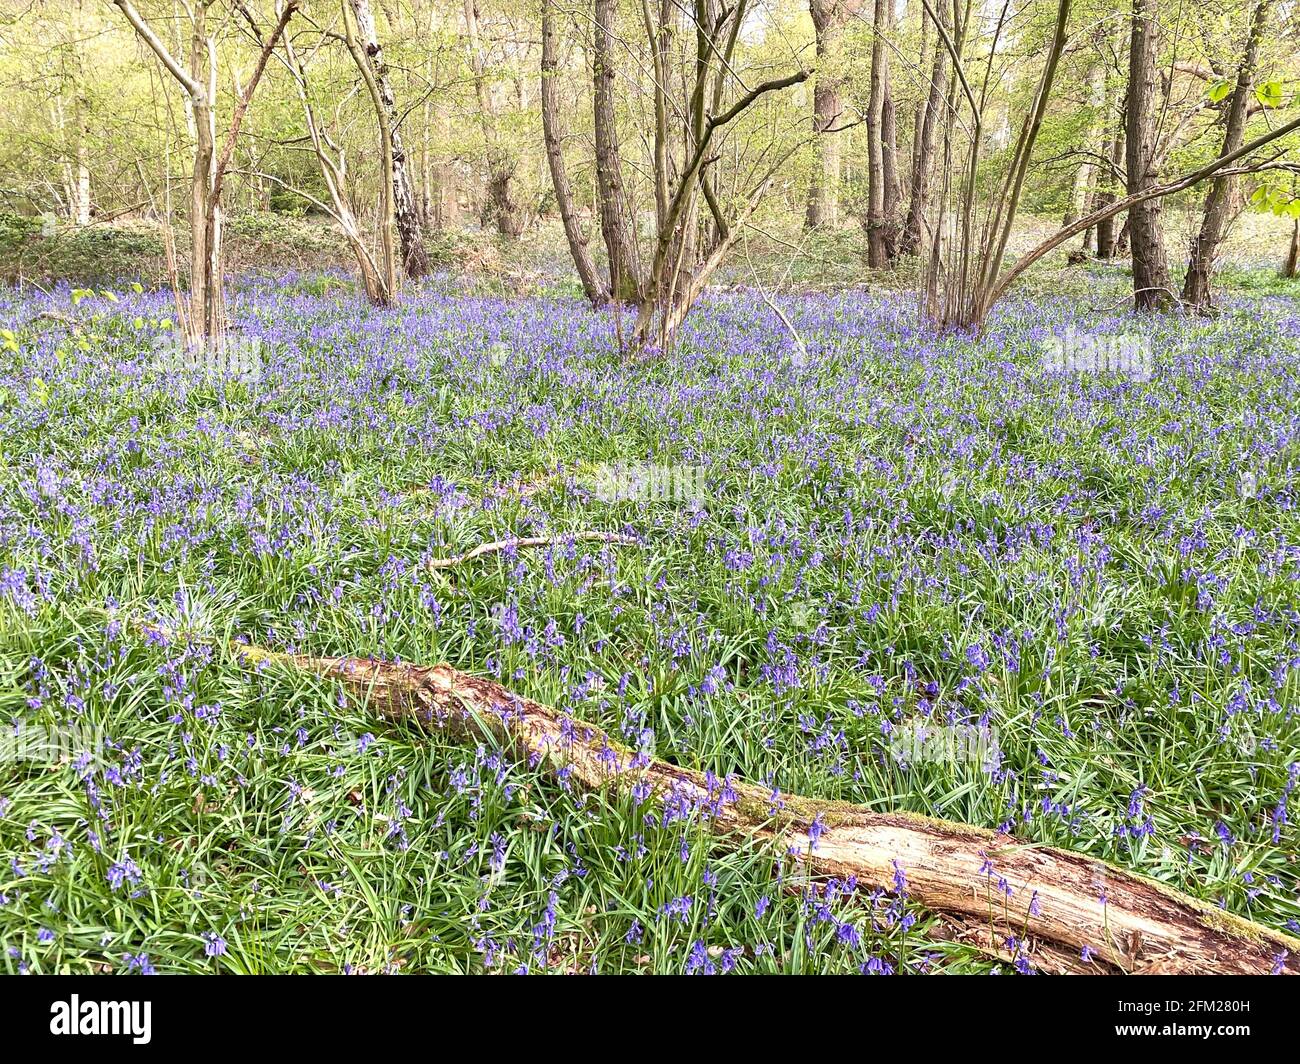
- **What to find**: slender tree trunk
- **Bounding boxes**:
[1126,0,1171,310]
[804,0,846,230]
[1182,0,1270,308]
[541,0,606,304]
[464,0,524,238]
[865,0,891,267]
[420,53,434,229]
[283,33,394,306]
[881,103,901,258]
[437,106,459,229]
[593,0,641,300]
[900,3,947,256]
[908,3,928,185]
[73,93,92,226]
[1284,219,1300,278]
[349,0,431,279]
[1064,59,1106,228]
[879,0,901,259]
[116,0,292,337]
[1095,124,1125,258]
[188,7,221,340]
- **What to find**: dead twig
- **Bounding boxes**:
[427,532,639,570]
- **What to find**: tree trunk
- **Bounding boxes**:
[116,0,292,338]
[1284,219,1300,278]
[908,3,928,187]
[1181,0,1271,308]
[420,61,434,229]
[879,0,901,259]
[1125,0,1171,310]
[593,0,641,300]
[483,170,525,238]
[464,0,524,238]
[73,97,92,226]
[233,641,1300,976]
[1064,59,1106,229]
[865,0,892,267]
[187,7,221,341]
[1094,126,1125,258]
[437,106,460,229]
[349,0,431,279]
[541,0,606,304]
[804,0,846,230]
[283,32,394,306]
[900,3,947,257]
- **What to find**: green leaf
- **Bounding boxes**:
[1255,80,1284,108]
[1208,80,1233,103]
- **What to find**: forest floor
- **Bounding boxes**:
[1,262,1298,973]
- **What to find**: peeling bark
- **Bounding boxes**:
[231,644,1300,975]
[349,0,432,279]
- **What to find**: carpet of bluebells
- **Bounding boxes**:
[2,271,1299,974]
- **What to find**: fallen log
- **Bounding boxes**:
[234,642,1296,974]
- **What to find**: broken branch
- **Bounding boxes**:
[426,531,640,570]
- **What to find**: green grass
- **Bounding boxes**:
[1,270,1298,974]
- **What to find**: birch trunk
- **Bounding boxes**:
[349,0,432,279]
